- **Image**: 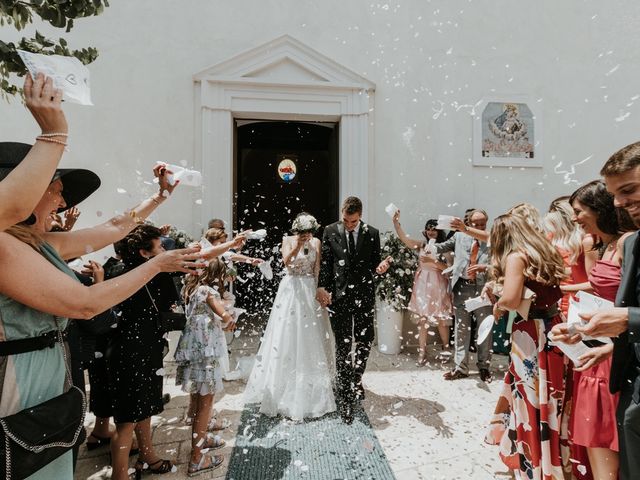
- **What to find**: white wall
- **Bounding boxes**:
[2,0,640,257]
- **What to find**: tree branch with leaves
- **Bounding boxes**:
[0,0,108,98]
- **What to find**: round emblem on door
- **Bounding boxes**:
[277,158,297,182]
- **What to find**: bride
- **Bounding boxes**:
[244,213,336,420]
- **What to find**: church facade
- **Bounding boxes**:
[3,0,640,242]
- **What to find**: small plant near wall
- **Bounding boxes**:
[0,0,109,98]
[376,232,417,312]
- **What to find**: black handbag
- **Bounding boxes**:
[145,285,187,332]
[0,325,87,479]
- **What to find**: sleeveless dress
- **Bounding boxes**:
[557,248,589,317]
[174,285,225,395]
[570,257,620,453]
[244,243,336,420]
[408,246,453,324]
[0,242,77,479]
[486,281,568,480]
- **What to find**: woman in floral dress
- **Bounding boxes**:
[485,213,569,479]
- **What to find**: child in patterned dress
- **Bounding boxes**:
[175,258,236,476]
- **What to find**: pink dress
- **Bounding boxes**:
[570,258,620,453]
[408,246,452,325]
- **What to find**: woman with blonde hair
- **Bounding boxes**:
[544,197,592,317]
[508,202,544,232]
[485,213,569,479]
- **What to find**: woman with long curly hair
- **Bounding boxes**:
[485,213,569,479]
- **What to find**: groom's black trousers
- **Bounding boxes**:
[329,294,375,405]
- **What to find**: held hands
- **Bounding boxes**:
[376,256,393,275]
[574,343,614,372]
[150,245,204,274]
[316,287,332,308]
[81,260,104,284]
[24,73,67,134]
[63,207,80,231]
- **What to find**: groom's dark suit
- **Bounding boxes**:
[611,232,640,479]
[319,220,381,408]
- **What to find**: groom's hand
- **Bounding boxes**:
[316,287,332,307]
[376,256,393,275]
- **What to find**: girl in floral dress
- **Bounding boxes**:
[485,214,569,480]
[175,258,236,476]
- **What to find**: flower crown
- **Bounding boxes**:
[291,214,320,233]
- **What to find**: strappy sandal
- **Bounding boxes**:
[188,452,224,477]
[201,433,226,450]
[208,417,230,431]
[133,458,174,479]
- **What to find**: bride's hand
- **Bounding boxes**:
[316,287,331,307]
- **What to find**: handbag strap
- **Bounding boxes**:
[53,318,73,392]
[145,285,160,314]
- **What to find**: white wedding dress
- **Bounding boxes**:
[244,242,336,420]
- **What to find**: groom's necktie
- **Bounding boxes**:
[348,230,356,257]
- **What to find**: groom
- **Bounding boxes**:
[317,196,390,424]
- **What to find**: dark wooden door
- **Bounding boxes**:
[234,121,339,316]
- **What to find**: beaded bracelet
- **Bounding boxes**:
[38,132,68,138]
[36,136,68,147]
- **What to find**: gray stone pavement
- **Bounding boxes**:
[75,328,513,480]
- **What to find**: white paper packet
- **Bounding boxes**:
[158,162,202,187]
[258,260,273,280]
[464,295,493,312]
[18,50,92,105]
[385,203,399,218]
[246,229,267,240]
[567,294,613,344]
[547,331,591,366]
[436,214,456,230]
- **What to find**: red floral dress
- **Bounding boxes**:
[486,280,569,479]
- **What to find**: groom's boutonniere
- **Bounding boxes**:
[362,223,369,233]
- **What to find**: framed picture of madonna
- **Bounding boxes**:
[473,95,542,168]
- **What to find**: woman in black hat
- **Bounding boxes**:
[0,74,69,231]
[0,149,201,477]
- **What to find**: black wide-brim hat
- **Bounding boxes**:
[0,142,101,212]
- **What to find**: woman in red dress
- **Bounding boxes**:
[485,213,569,479]
[564,180,635,479]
